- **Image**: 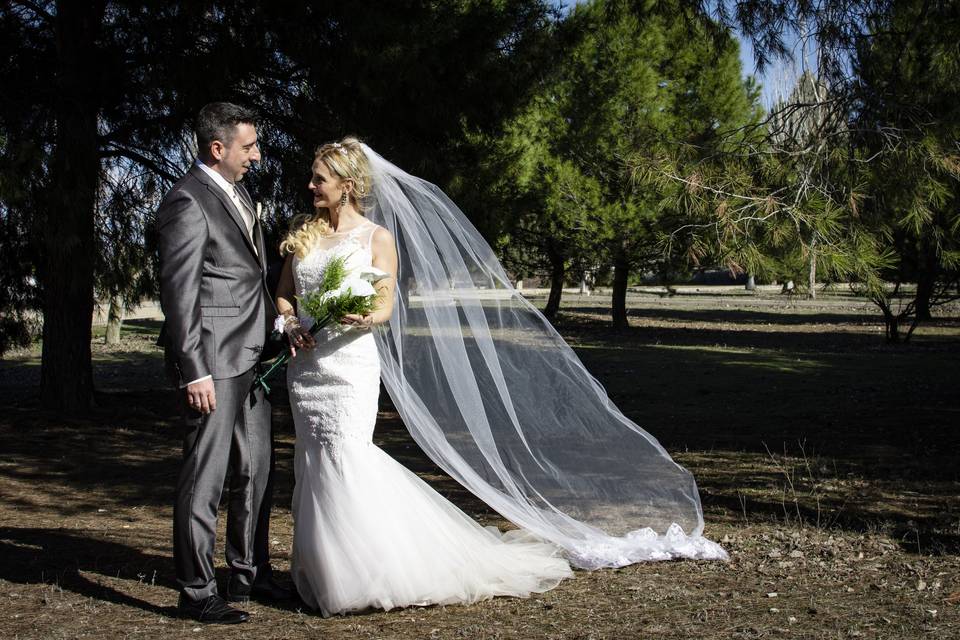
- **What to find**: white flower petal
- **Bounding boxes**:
[357,266,390,284]
[342,278,376,297]
[319,288,342,304]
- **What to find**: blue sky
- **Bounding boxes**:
[738,38,792,108]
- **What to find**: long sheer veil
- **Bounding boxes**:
[361,143,726,568]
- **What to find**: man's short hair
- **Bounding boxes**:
[195,102,257,152]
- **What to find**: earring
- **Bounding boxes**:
[337,191,348,212]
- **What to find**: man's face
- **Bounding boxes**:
[211,123,260,182]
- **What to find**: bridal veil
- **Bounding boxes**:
[361,143,726,568]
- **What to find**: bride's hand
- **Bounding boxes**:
[285,322,316,355]
[341,313,374,329]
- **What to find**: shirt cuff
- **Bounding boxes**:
[180,374,212,388]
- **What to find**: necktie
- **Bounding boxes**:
[230,185,258,256]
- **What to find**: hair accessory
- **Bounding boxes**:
[323,141,365,198]
[328,142,361,175]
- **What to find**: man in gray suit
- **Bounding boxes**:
[157,102,289,624]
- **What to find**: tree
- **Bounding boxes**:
[0,1,289,412]
[683,1,893,80]
[470,76,604,319]
[95,162,163,344]
[553,0,760,327]
[650,0,959,342]
[771,70,847,299]
[478,0,761,326]
[38,1,104,412]
[848,0,960,339]
[0,1,560,413]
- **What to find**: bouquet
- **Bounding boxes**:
[254,254,389,393]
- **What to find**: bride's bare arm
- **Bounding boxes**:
[276,253,316,352]
[342,227,398,327]
[275,253,297,317]
[369,227,399,324]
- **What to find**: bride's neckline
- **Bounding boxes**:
[327,220,371,235]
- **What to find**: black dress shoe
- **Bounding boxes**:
[177,594,250,624]
[226,575,295,603]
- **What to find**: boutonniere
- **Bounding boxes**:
[256,202,262,220]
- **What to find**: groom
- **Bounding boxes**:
[156,102,290,624]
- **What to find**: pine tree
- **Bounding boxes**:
[481,0,760,326]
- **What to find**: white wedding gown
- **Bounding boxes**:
[287,220,572,616]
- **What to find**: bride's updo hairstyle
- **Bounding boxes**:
[280,136,372,259]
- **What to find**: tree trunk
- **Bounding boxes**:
[885,312,901,343]
[915,279,934,321]
[611,253,629,330]
[914,238,938,321]
[105,295,124,345]
[745,273,756,291]
[543,246,565,319]
[40,2,104,414]
[807,233,818,300]
[874,296,902,343]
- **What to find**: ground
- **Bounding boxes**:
[1,288,958,639]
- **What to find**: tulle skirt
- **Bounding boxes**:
[290,437,572,616]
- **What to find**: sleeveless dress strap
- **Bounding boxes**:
[360,220,379,251]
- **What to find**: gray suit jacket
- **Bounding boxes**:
[156,164,277,387]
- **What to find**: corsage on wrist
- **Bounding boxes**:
[274,314,300,336]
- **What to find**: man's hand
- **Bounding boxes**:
[186,377,216,414]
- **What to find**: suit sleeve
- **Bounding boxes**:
[157,189,210,383]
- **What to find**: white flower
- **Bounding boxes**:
[341,277,376,297]
[317,277,377,303]
[318,289,340,304]
[356,266,390,284]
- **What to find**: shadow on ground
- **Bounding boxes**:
[1,305,957,567]
[0,526,176,616]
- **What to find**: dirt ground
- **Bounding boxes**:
[1,290,958,639]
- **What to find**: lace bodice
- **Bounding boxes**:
[287,218,382,460]
[292,220,380,327]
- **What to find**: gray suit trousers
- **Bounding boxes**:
[173,366,273,602]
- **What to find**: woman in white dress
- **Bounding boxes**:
[274,138,573,616]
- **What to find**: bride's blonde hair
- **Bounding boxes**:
[280,136,372,259]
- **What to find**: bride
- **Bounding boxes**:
[274,137,725,616]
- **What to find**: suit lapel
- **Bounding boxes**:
[189,165,260,264]
[237,183,267,272]
[236,183,256,214]
[238,185,278,313]
[252,217,266,271]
